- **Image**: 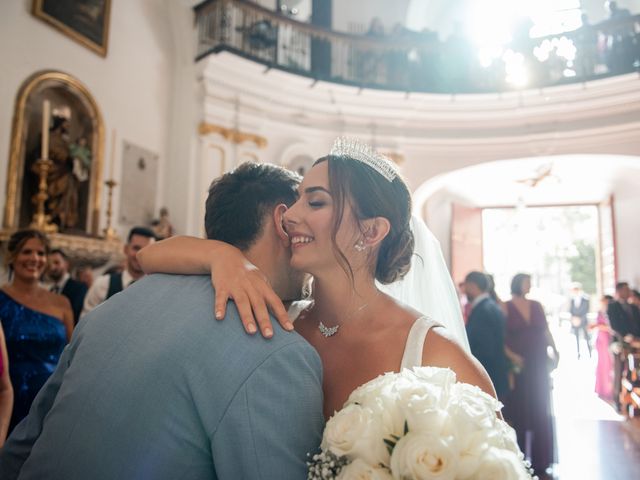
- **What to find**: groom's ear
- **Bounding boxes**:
[361,217,391,248]
[273,203,291,247]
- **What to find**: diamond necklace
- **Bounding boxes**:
[314,295,377,338]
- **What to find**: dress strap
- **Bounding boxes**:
[400,316,441,370]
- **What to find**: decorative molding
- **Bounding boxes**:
[198,122,267,149]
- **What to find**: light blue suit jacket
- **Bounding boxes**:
[0,274,324,479]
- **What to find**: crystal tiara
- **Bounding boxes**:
[329,137,398,182]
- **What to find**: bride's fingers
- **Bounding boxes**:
[214,287,229,320]
[232,291,258,335]
[261,286,292,331]
[246,288,273,338]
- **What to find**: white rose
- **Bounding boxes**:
[488,420,522,457]
[322,404,390,467]
[389,432,459,480]
[363,391,406,439]
[447,383,498,440]
[411,367,457,392]
[336,459,394,480]
[468,447,530,480]
[347,372,398,407]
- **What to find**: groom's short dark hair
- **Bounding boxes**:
[204,162,300,251]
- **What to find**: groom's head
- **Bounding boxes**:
[204,162,304,300]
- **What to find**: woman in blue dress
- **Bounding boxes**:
[0,230,73,432]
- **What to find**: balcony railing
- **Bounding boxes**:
[195,0,640,94]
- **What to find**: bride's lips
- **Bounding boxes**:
[289,232,314,248]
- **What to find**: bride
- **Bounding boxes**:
[139,139,495,418]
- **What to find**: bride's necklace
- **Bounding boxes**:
[312,294,378,338]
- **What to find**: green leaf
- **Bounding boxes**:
[404,420,409,435]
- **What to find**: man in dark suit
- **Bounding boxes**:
[569,282,591,359]
[48,249,88,325]
[464,271,509,400]
[608,282,640,338]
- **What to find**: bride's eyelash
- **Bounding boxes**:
[308,201,325,208]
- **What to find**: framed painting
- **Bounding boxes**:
[32,0,112,57]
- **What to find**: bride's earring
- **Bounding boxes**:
[354,239,366,252]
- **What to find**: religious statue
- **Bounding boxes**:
[36,115,92,230]
[151,207,174,240]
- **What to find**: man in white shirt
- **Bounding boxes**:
[81,227,156,316]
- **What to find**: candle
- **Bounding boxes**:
[41,100,50,159]
[109,129,116,180]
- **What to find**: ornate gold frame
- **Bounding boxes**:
[3,70,105,236]
[32,0,111,57]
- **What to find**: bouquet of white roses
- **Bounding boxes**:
[308,367,534,480]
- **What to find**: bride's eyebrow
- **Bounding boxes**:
[303,186,331,195]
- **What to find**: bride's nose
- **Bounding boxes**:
[283,201,300,231]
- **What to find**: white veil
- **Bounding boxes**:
[378,215,470,353]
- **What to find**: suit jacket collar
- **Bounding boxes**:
[52,272,71,292]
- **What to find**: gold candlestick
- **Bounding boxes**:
[103,179,118,240]
[29,157,59,234]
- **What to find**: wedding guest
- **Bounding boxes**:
[607,282,640,338]
[592,295,614,400]
[75,266,94,288]
[47,249,88,325]
[568,282,591,359]
[81,226,156,316]
[503,273,558,478]
[0,230,73,433]
[0,323,12,447]
[629,289,640,307]
[607,281,640,409]
[464,271,510,400]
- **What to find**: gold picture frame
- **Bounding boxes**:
[3,70,105,237]
[32,0,112,57]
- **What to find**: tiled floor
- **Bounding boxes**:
[547,323,640,479]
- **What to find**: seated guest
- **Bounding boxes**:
[81,226,156,316]
[464,271,510,400]
[47,249,88,325]
[607,281,640,411]
[0,323,12,447]
[0,230,73,433]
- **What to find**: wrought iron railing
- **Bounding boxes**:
[194,0,640,93]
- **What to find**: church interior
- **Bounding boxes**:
[1,0,640,478]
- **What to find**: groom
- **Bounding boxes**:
[0,163,324,479]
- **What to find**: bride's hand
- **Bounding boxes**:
[137,236,292,338]
[210,243,293,338]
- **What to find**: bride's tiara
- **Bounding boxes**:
[329,137,398,182]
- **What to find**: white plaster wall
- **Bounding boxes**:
[614,180,640,288]
[0,0,174,239]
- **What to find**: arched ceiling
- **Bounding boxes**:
[414,154,640,208]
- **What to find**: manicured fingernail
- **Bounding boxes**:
[264,327,273,337]
[215,311,223,319]
[247,324,257,334]
[284,322,294,331]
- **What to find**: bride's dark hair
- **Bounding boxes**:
[314,155,414,285]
